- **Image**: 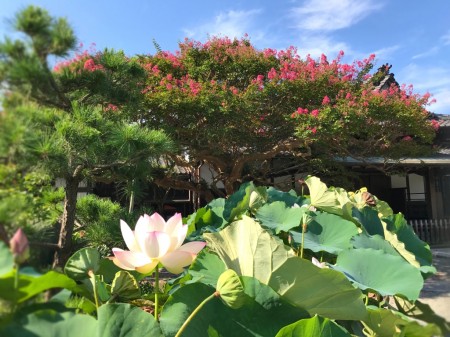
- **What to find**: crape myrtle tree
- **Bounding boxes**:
[138,37,438,199]
[0,6,172,268]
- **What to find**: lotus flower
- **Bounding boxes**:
[10,228,30,264]
[111,213,206,274]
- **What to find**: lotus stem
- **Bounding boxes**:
[88,270,99,310]
[154,267,159,321]
[300,222,306,258]
[13,264,19,290]
[175,293,217,337]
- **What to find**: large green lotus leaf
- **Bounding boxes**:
[64,247,100,281]
[204,216,366,320]
[380,220,421,269]
[1,309,97,337]
[352,207,384,236]
[98,303,163,337]
[0,270,78,303]
[351,233,399,256]
[160,277,308,337]
[383,214,433,267]
[266,186,304,207]
[362,306,442,337]
[255,201,305,234]
[304,176,341,214]
[188,250,226,287]
[223,182,255,221]
[268,257,367,320]
[204,216,295,285]
[208,198,226,209]
[275,315,352,337]
[110,271,140,301]
[290,211,359,254]
[0,241,13,276]
[376,199,394,217]
[334,248,423,300]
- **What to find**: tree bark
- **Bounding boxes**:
[52,176,80,269]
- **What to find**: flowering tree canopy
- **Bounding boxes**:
[137,37,437,197]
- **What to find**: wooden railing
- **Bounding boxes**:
[409,219,450,246]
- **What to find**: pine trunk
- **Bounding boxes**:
[53,176,79,269]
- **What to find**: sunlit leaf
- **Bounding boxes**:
[305,177,340,213]
[275,315,352,337]
[255,201,305,234]
[160,277,308,337]
[64,247,100,281]
[204,217,366,320]
[110,271,140,301]
[291,211,359,254]
[0,241,14,276]
[334,248,423,300]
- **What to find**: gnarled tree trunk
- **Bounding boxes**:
[52,176,80,269]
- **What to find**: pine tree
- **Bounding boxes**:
[0,6,172,268]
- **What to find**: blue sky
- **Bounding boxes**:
[1,0,450,114]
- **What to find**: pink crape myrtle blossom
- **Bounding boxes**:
[112,213,206,274]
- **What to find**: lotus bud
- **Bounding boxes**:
[10,228,30,264]
[215,269,246,309]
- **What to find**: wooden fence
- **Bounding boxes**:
[409,219,450,246]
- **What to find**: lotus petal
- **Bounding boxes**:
[138,231,171,259]
[169,224,188,251]
[178,241,207,254]
[165,213,182,235]
[135,214,152,235]
[149,212,166,232]
[160,250,195,274]
[112,248,151,269]
[120,220,140,252]
[136,259,159,274]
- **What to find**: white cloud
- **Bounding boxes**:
[291,0,383,32]
[441,30,450,45]
[183,9,264,41]
[412,46,440,60]
[296,34,351,58]
[399,63,450,114]
[370,45,401,62]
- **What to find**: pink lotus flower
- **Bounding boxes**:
[10,228,30,264]
[112,213,206,274]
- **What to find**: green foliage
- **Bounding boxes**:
[0,242,14,276]
[275,315,352,337]
[0,177,447,336]
[215,269,246,309]
[160,278,308,337]
[290,211,359,254]
[137,37,436,197]
[64,247,100,281]
[333,248,423,300]
[0,5,173,267]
